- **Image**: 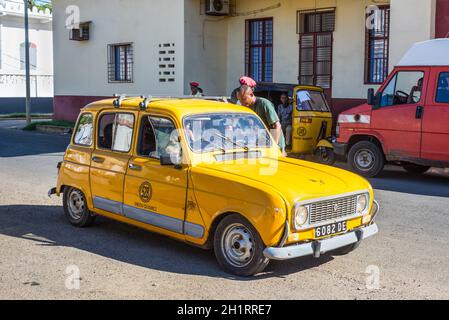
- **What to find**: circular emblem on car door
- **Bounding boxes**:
[297,127,307,137]
[139,182,152,203]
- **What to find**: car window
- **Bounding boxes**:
[296,90,330,112]
[380,71,424,107]
[98,113,135,152]
[183,113,272,153]
[436,72,449,103]
[73,113,93,146]
[138,116,179,159]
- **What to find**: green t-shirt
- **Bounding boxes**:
[250,97,286,150]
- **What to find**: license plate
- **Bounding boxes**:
[315,221,347,238]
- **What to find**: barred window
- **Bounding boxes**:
[108,43,133,83]
[245,18,273,83]
[365,6,390,84]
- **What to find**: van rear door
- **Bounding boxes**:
[370,67,429,160]
[420,68,449,163]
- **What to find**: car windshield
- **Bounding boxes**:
[183,113,272,153]
[296,90,330,112]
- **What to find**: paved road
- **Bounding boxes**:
[1,122,449,299]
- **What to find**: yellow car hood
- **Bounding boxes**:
[197,157,370,204]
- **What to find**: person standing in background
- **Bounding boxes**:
[190,82,204,97]
[277,93,293,151]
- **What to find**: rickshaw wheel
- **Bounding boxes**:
[314,147,336,166]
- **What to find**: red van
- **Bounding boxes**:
[334,39,449,177]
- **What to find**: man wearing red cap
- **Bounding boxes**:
[230,76,257,104]
[190,82,204,97]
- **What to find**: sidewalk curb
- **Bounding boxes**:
[36,125,72,135]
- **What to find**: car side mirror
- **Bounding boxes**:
[367,88,375,105]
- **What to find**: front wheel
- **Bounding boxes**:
[214,214,269,276]
[63,187,96,228]
[348,141,385,178]
[314,147,336,166]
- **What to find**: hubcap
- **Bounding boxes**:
[67,190,85,220]
[355,149,375,171]
[222,223,255,268]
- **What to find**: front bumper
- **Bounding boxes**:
[333,142,347,157]
[263,223,378,260]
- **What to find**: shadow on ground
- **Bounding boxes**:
[0,205,332,280]
[369,168,449,198]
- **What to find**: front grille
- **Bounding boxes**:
[309,195,357,224]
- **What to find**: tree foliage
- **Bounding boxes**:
[27,0,52,12]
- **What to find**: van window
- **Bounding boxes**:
[98,113,135,152]
[436,72,449,103]
[138,116,179,159]
[73,113,93,146]
[380,71,424,107]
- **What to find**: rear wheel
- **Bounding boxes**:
[63,187,96,227]
[402,163,430,174]
[214,214,269,276]
[348,141,385,178]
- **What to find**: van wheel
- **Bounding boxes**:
[348,141,385,178]
[63,187,96,228]
[314,147,336,166]
[214,214,269,276]
[402,163,430,174]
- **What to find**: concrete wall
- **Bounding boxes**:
[53,0,185,98]
[184,0,228,96]
[0,11,53,98]
[436,0,449,38]
[389,0,436,70]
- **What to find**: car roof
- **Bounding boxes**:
[398,39,449,67]
[82,97,255,118]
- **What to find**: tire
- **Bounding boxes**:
[348,141,385,178]
[63,187,96,228]
[402,163,430,174]
[314,147,336,166]
[332,243,358,256]
[214,214,269,276]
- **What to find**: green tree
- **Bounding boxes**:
[27,0,52,12]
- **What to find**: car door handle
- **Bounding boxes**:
[128,164,142,171]
[416,106,424,119]
[92,156,105,163]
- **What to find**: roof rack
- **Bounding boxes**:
[111,94,231,109]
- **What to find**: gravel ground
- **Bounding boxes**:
[0,121,448,300]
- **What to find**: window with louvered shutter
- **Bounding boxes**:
[297,9,335,90]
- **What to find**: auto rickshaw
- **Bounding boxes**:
[254,83,335,165]
[291,85,335,165]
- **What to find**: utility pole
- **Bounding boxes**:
[24,0,32,125]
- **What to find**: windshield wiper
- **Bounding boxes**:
[213,132,249,152]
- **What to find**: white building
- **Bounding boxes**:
[0,0,53,114]
[52,0,449,120]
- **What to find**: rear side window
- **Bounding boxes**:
[73,113,93,146]
[98,113,135,152]
[436,72,449,103]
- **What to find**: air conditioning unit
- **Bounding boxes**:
[206,0,230,16]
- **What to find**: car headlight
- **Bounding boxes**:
[357,194,369,215]
[293,205,309,230]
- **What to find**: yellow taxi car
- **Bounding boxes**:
[49,96,379,276]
